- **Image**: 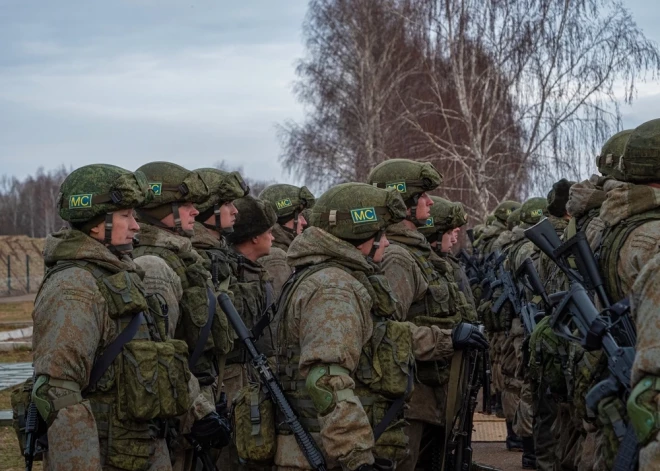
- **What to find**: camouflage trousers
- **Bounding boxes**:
[533,390,558,471]
[489,331,506,393]
[512,381,533,438]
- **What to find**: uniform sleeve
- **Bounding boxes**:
[617,222,660,299]
[32,270,108,471]
[407,323,454,361]
[294,278,375,470]
[259,249,293,299]
[381,246,428,321]
[631,254,660,385]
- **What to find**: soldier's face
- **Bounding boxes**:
[90,209,139,247]
[451,228,460,245]
[283,214,306,235]
[218,201,238,229]
[357,233,390,263]
[441,231,453,252]
[174,202,199,231]
[253,227,275,258]
[413,192,433,220]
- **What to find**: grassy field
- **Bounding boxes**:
[0,301,33,324]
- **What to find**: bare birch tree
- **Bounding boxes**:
[400,0,660,217]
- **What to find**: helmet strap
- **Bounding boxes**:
[405,194,425,227]
[103,212,133,255]
[366,229,384,263]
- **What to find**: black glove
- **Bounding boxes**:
[451,322,489,351]
[356,458,395,471]
[190,411,232,449]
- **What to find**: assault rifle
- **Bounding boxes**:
[524,219,638,471]
[446,326,487,471]
[218,293,328,471]
[489,251,522,331]
[23,401,45,471]
[515,258,550,335]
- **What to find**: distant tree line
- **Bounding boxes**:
[0,166,69,238]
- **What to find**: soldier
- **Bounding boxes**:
[274,182,486,470]
[479,201,522,255]
[30,165,195,470]
[258,184,316,297]
[366,159,486,470]
[190,167,249,291]
[131,162,232,469]
[627,252,660,470]
[580,119,660,470]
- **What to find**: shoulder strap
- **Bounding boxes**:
[85,312,144,394]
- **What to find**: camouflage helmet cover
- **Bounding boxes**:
[227,195,277,245]
[58,164,153,223]
[136,161,209,208]
[506,207,521,230]
[596,129,633,180]
[195,168,249,215]
[419,196,468,238]
[259,184,316,220]
[520,197,548,225]
[493,200,521,223]
[310,182,407,240]
[366,159,443,204]
[619,119,660,182]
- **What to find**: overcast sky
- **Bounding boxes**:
[1,0,659,183]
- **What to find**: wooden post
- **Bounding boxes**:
[26,254,30,293]
[6,255,10,295]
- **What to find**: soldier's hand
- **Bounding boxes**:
[356,458,395,471]
[451,322,489,351]
[190,411,232,449]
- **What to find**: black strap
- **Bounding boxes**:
[189,287,216,369]
[85,312,144,394]
[373,370,414,440]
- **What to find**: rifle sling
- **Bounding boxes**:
[373,371,414,441]
[189,287,216,370]
[251,281,275,340]
[85,311,144,394]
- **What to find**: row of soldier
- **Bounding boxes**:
[13,158,490,471]
[470,117,660,471]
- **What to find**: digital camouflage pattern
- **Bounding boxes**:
[629,252,660,469]
[259,183,316,220]
[137,161,209,209]
[31,229,195,471]
[618,118,660,183]
[57,164,153,224]
[195,168,248,216]
[493,200,521,224]
[596,129,633,181]
[366,159,443,204]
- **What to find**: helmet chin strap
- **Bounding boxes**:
[405,194,426,227]
[201,203,234,235]
[103,213,133,255]
[366,229,384,263]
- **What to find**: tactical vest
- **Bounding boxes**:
[275,262,412,463]
[40,260,192,471]
[193,245,233,291]
[597,209,660,302]
[528,316,571,400]
[133,244,232,384]
[392,242,463,386]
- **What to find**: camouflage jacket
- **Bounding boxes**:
[258,223,294,298]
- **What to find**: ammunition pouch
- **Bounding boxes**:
[232,382,276,464]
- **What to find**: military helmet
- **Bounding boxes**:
[366,159,442,204]
[58,164,152,251]
[506,207,521,230]
[520,197,548,225]
[546,179,575,218]
[59,164,152,224]
[310,182,407,241]
[135,161,209,235]
[259,184,315,234]
[484,214,496,226]
[227,196,277,246]
[493,200,521,223]
[596,129,633,180]
[419,196,468,241]
[195,168,249,232]
[619,119,660,182]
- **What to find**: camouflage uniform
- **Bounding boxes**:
[481,201,521,255]
[585,120,660,470]
[258,184,316,298]
[29,165,195,471]
[628,252,660,469]
[367,160,467,471]
[274,183,484,470]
